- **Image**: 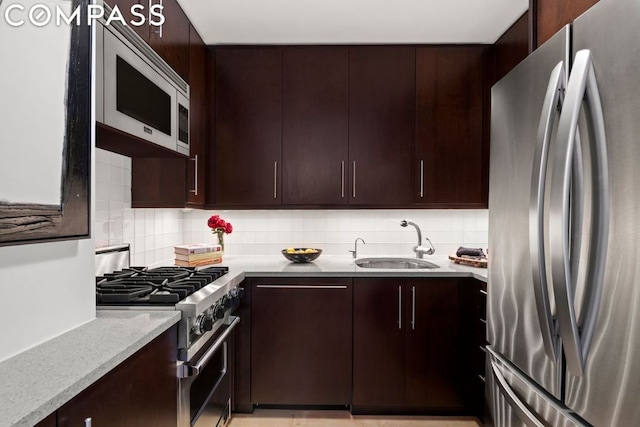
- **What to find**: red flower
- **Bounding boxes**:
[207,215,233,234]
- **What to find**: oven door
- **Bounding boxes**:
[180,316,239,427]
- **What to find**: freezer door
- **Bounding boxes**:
[488,26,570,399]
[564,0,640,424]
[486,347,584,427]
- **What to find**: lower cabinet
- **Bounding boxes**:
[56,327,178,427]
[352,278,474,413]
[251,278,353,405]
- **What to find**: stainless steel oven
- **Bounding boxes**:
[179,316,239,427]
[94,246,244,427]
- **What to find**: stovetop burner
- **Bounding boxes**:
[96,266,229,306]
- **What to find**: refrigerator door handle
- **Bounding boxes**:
[549,49,610,376]
[490,361,546,427]
[529,61,565,362]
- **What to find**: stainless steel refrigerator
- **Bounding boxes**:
[487,0,640,425]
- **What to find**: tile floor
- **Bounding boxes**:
[228,409,482,427]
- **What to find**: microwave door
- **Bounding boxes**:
[102,28,177,151]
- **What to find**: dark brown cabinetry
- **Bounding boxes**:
[348,47,416,206]
[105,0,149,42]
[147,0,191,82]
[533,0,599,48]
[415,47,485,207]
[186,25,207,207]
[251,278,353,405]
[282,47,349,206]
[353,278,472,412]
[57,327,177,427]
[473,279,488,418]
[214,47,283,206]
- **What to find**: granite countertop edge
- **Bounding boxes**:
[223,255,488,283]
[0,310,181,427]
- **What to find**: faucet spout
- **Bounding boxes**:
[400,220,435,258]
[349,237,366,259]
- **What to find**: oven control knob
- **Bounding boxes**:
[229,287,245,299]
[222,296,232,309]
[214,305,226,320]
[193,314,214,335]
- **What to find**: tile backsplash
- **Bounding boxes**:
[96,149,488,265]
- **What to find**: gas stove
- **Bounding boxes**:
[96,266,230,306]
[95,246,245,361]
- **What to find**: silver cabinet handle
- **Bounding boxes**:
[256,285,347,289]
[529,61,565,362]
[419,160,424,198]
[189,154,198,195]
[491,361,545,427]
[84,418,92,427]
[397,285,402,330]
[273,161,278,199]
[549,49,609,376]
[411,286,416,330]
[352,161,356,198]
[341,161,345,198]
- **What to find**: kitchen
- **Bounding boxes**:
[2,0,632,426]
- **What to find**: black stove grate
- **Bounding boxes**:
[96,266,229,306]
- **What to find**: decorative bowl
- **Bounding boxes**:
[281,248,323,263]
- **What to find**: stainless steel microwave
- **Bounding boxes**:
[96,10,189,156]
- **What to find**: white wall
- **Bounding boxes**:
[183,209,488,257]
[95,148,184,267]
[97,150,488,262]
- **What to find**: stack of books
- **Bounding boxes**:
[174,244,223,267]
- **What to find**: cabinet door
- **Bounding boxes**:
[353,278,405,408]
[251,278,352,405]
[215,48,282,206]
[186,25,206,206]
[57,327,178,427]
[282,47,349,206]
[131,157,186,208]
[416,47,485,206]
[148,0,190,82]
[348,47,415,206]
[405,279,469,410]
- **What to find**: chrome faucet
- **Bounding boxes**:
[400,220,435,258]
[349,237,366,258]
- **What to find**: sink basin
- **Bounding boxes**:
[355,257,439,269]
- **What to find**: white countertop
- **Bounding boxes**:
[221,254,488,282]
[0,310,181,427]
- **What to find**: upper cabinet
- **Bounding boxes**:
[348,47,416,206]
[282,47,349,206]
[186,25,207,207]
[533,0,599,48]
[415,46,485,207]
[215,47,283,206]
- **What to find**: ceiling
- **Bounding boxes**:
[178,0,529,45]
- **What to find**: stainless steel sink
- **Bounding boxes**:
[355,257,439,269]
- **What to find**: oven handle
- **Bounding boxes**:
[180,316,240,379]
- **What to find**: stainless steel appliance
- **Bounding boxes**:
[95,245,244,427]
[95,3,190,156]
[488,0,640,425]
